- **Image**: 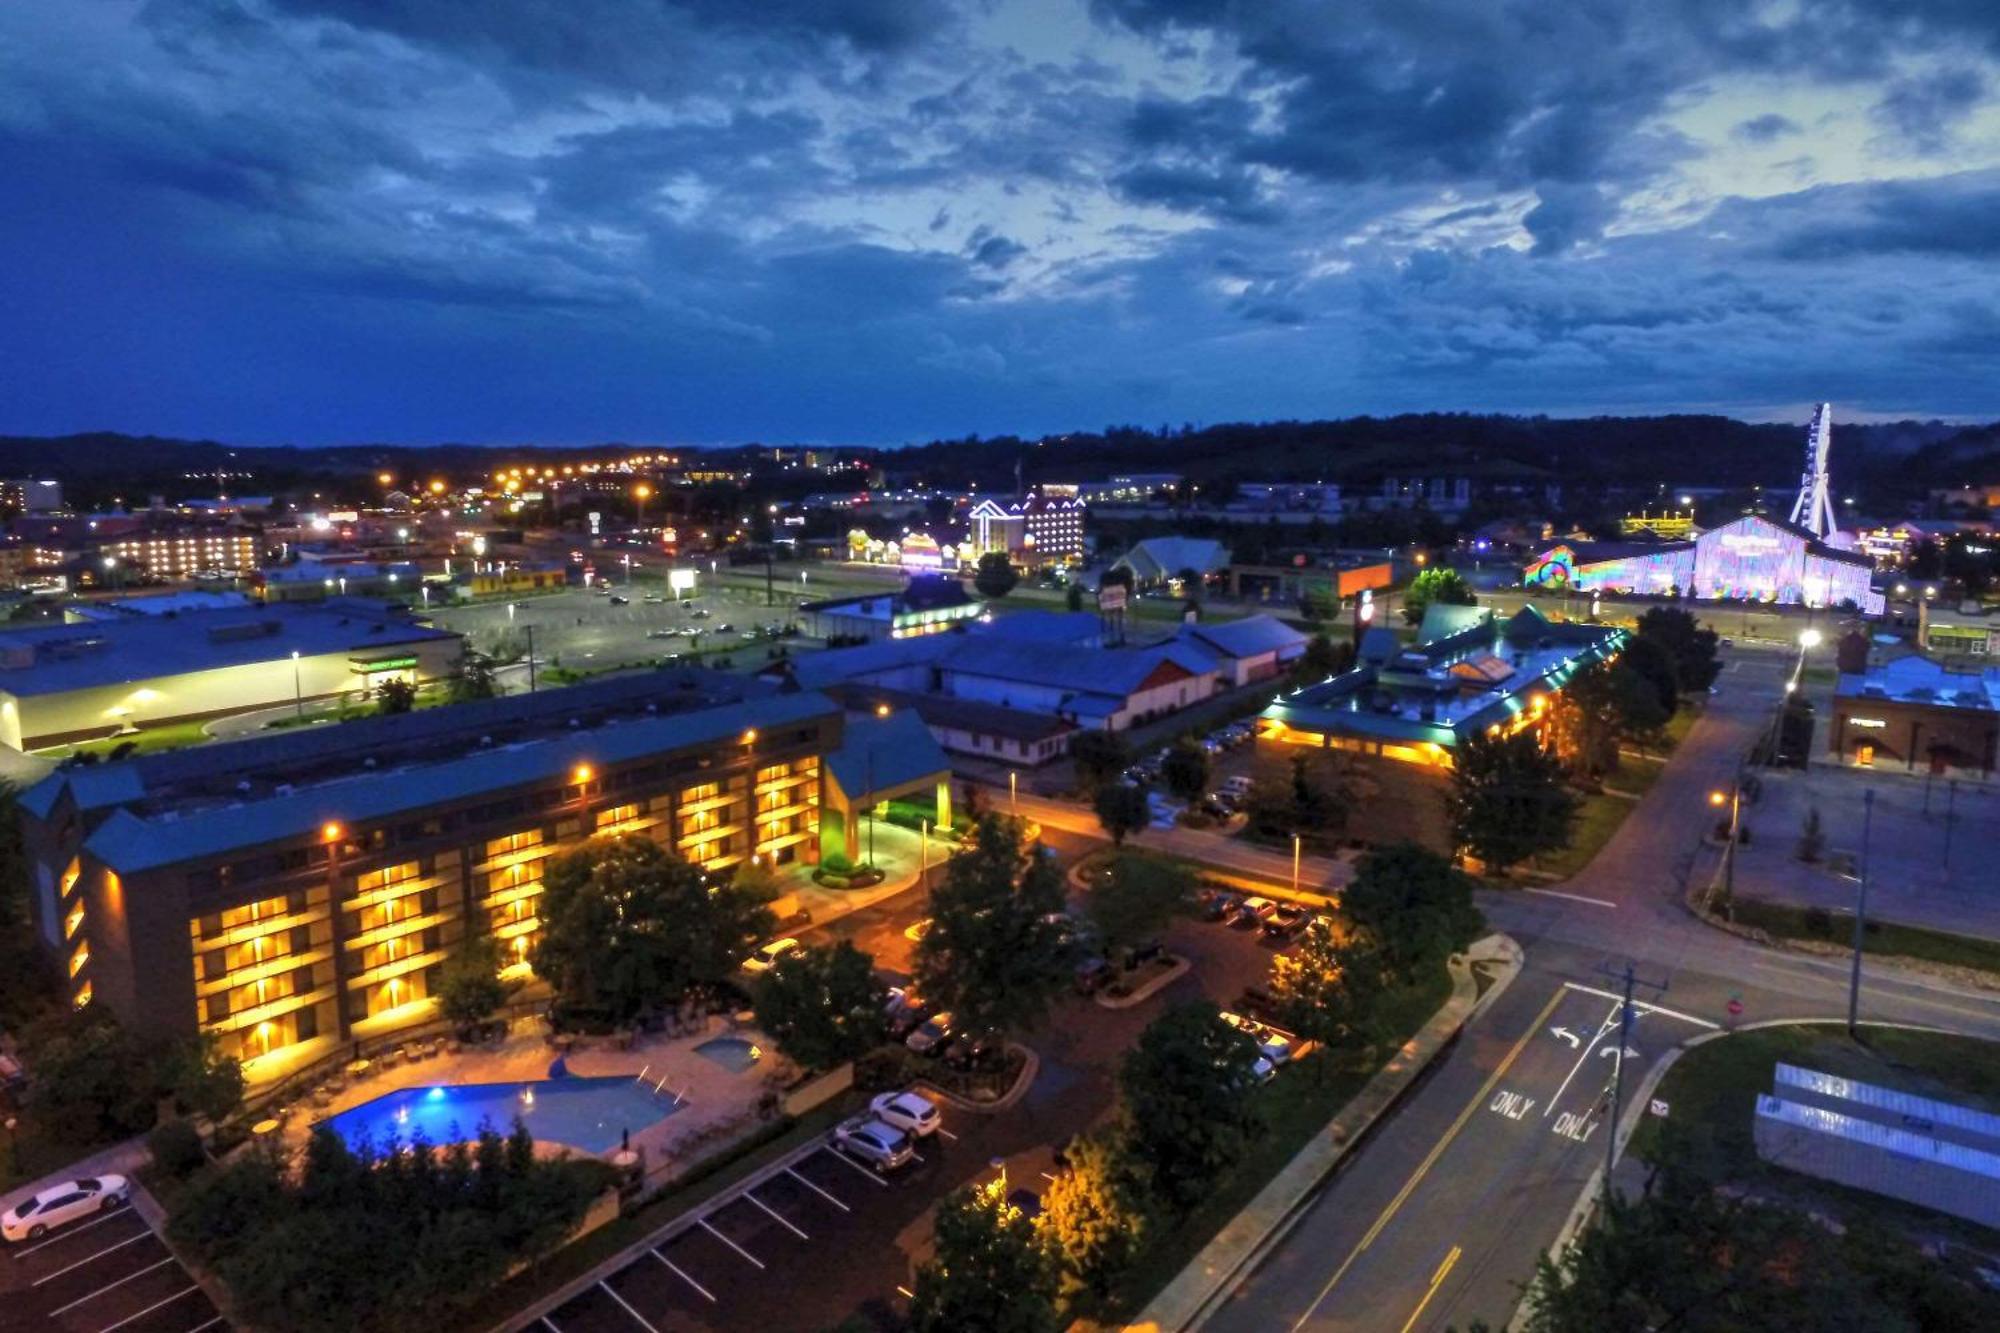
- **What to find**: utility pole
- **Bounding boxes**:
[1594,959,1667,1194]
[524,623,538,693]
[1942,779,1958,876]
[766,552,775,607]
[1847,789,1875,1038]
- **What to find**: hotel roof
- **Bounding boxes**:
[77,689,841,874]
[0,603,457,698]
[1837,655,2000,712]
[823,708,951,799]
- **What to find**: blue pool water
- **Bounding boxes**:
[692,1036,762,1074]
[319,1076,681,1154]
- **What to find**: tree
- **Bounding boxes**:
[534,835,774,1024]
[1294,632,1346,683]
[1289,750,1344,837]
[1160,737,1209,803]
[1068,730,1132,792]
[1447,731,1578,875]
[23,1010,159,1145]
[434,934,514,1036]
[1036,1128,1150,1297]
[914,814,1073,1041]
[1547,660,1621,779]
[1797,805,1826,863]
[161,1034,245,1123]
[1401,566,1476,626]
[1086,852,1192,962]
[910,1177,1060,1333]
[1616,634,1680,718]
[376,676,417,715]
[1119,1001,1263,1210]
[447,650,500,703]
[1338,843,1481,982]
[1092,781,1149,845]
[1242,773,1297,841]
[1065,582,1085,612]
[1607,655,1672,751]
[1268,919,1389,1070]
[1634,606,1721,693]
[975,552,1020,599]
[751,940,887,1071]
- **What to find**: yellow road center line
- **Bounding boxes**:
[1289,986,1569,1332]
[1398,1245,1463,1333]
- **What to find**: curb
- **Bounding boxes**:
[920,1043,1040,1114]
[1094,956,1192,1009]
[1128,932,1523,1333]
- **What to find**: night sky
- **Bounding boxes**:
[3,1,1997,445]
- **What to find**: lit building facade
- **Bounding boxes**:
[966,495,1086,567]
[17,680,843,1078]
[1525,515,1879,612]
[100,529,260,579]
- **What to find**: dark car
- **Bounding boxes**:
[1073,955,1113,995]
[1199,889,1244,923]
[1237,986,1281,1023]
[884,987,931,1039]
[1262,905,1312,941]
[608,594,629,605]
[942,1033,1002,1072]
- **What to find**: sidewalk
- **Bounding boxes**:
[786,820,933,928]
[1125,932,1524,1333]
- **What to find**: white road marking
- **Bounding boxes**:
[49,1257,174,1316]
[744,1191,809,1239]
[785,1166,851,1211]
[1545,1000,1624,1119]
[91,1283,197,1333]
[649,1249,716,1303]
[936,1127,958,1142]
[32,1229,154,1285]
[1561,981,1720,1030]
[699,1218,766,1269]
[183,1318,224,1333]
[1549,1026,1579,1048]
[822,1146,891,1187]
[542,1318,565,1333]
[10,1210,136,1258]
[599,1278,663,1332]
[1525,888,1617,908]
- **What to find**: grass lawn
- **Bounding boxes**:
[1076,966,1455,1327]
[1531,789,1632,880]
[1726,896,2000,977]
[1603,753,1667,800]
[1628,1023,2000,1247]
[36,718,218,760]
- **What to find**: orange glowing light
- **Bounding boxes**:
[573,763,594,784]
[742,728,758,745]
[322,821,344,842]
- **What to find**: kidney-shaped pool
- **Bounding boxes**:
[319,1075,681,1155]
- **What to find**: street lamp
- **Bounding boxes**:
[1292,833,1302,895]
[1709,784,1740,905]
[1009,769,1018,814]
[290,650,303,719]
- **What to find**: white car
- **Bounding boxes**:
[1220,1011,1295,1066]
[834,1115,915,1172]
[743,938,803,974]
[869,1090,942,1138]
[2,1175,129,1242]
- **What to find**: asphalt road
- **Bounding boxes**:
[1200,639,2000,1333]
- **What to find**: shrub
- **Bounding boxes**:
[1802,906,1834,938]
[149,1117,207,1179]
[821,851,854,874]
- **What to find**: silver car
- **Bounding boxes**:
[833,1115,915,1172]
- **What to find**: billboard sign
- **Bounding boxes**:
[1097,584,1127,613]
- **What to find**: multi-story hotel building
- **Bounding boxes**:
[99,527,261,580]
[14,671,927,1081]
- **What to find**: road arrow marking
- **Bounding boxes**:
[1550,1026,1580,1048]
[1598,1045,1641,1060]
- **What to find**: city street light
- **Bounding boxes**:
[1292,833,1302,895]
[1009,770,1018,814]
[1847,790,1875,1037]
[1709,782,1741,905]
[290,650,303,719]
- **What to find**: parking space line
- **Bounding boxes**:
[11,1210,137,1259]
[93,1283,198,1333]
[50,1257,174,1316]
[786,1166,851,1211]
[699,1218,766,1269]
[185,1317,224,1333]
[649,1248,716,1302]
[542,1316,564,1333]
[744,1191,809,1239]
[936,1128,958,1142]
[32,1229,155,1285]
[599,1279,662,1333]
[821,1147,891,1187]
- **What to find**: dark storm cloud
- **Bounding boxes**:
[0,0,1997,444]
[1733,113,1801,143]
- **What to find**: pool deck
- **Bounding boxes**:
[279,1013,791,1174]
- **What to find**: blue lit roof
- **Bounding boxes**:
[823,709,950,799]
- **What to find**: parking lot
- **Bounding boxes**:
[536,1124,979,1333]
[425,584,819,678]
[1,1201,228,1333]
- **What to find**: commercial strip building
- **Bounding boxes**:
[1523,514,1881,613]
[800,575,982,642]
[1829,654,1998,776]
[1258,603,1625,767]
[17,670,948,1080]
[0,602,463,750]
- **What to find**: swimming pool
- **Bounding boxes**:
[319,1075,681,1155]
[693,1036,763,1074]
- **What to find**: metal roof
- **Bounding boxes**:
[822,709,951,800]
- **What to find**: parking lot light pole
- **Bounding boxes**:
[1292,833,1301,895]
[1009,769,1018,814]
[290,650,303,718]
[1847,789,1875,1038]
